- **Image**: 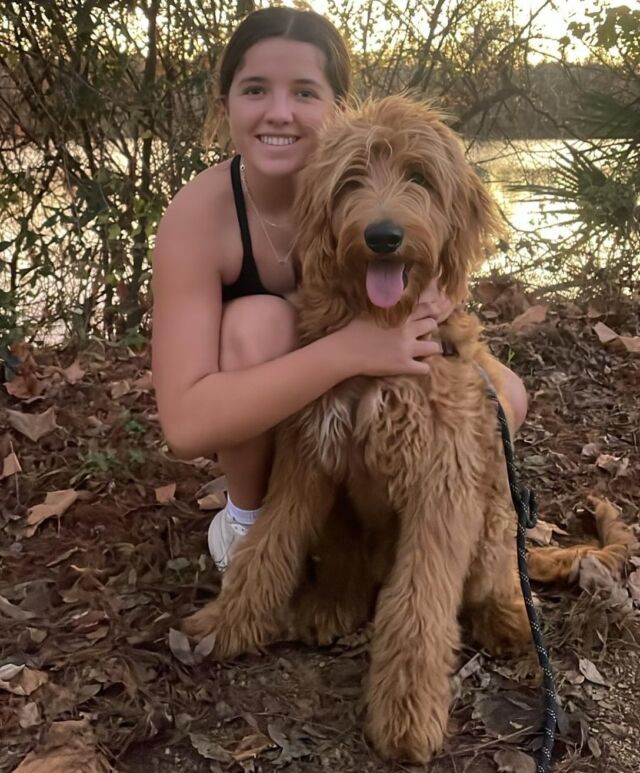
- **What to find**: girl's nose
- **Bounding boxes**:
[264,92,294,124]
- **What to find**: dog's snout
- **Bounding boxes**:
[364,220,404,254]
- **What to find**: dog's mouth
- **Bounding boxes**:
[365,258,410,308]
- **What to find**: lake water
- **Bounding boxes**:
[470,139,593,286]
[1,138,611,341]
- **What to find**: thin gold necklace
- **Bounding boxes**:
[240,161,295,265]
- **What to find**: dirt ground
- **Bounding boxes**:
[1,282,639,773]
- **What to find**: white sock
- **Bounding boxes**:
[226,495,262,527]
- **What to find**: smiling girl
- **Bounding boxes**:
[151,7,527,571]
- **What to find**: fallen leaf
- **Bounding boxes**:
[13,719,112,772]
[595,454,629,477]
[267,722,313,764]
[194,633,216,660]
[132,370,153,391]
[25,489,80,537]
[0,593,36,621]
[474,279,505,305]
[578,658,607,686]
[474,690,543,737]
[626,568,640,602]
[63,360,85,384]
[155,483,176,504]
[593,322,618,344]
[580,442,600,459]
[189,733,231,763]
[0,664,48,695]
[527,519,569,546]
[4,375,44,399]
[510,304,548,333]
[1,451,22,478]
[7,407,57,442]
[197,492,227,510]
[195,475,228,498]
[168,628,195,666]
[494,748,536,773]
[110,379,131,400]
[231,733,276,762]
[618,335,640,355]
[563,669,585,685]
[593,323,640,356]
[18,702,42,728]
[587,736,602,758]
[578,555,618,594]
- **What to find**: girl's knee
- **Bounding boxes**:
[502,367,528,431]
[220,295,298,371]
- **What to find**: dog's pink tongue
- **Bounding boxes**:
[366,260,405,308]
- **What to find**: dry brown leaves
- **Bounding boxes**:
[13,719,113,772]
[1,295,639,773]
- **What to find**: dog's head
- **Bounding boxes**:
[295,96,502,324]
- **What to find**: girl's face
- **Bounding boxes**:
[226,38,337,178]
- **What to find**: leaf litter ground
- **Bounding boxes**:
[1,286,639,773]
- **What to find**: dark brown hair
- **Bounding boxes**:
[219,7,352,101]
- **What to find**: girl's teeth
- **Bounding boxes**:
[260,136,297,146]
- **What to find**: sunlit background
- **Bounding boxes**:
[2,0,638,343]
[285,0,640,61]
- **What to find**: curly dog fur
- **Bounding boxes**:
[184,96,531,763]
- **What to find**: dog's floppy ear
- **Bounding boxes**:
[440,168,503,303]
[294,148,348,288]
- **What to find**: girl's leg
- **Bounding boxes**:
[495,362,528,431]
[209,295,298,567]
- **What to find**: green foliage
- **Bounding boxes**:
[510,2,639,294]
[1,0,638,335]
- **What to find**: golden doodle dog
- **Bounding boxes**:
[184,95,531,763]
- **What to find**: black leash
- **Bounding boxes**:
[473,368,558,772]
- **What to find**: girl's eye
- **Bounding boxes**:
[297,90,317,99]
[243,87,264,96]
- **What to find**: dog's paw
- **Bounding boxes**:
[366,665,450,764]
[471,595,532,657]
[182,601,223,642]
[183,598,282,659]
[366,707,445,764]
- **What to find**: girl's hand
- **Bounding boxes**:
[335,302,444,378]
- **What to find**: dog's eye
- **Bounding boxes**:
[408,171,429,188]
[334,179,360,200]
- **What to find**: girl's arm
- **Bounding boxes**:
[152,178,441,460]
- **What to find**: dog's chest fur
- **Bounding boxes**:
[300,363,473,482]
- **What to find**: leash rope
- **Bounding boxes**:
[477,368,558,772]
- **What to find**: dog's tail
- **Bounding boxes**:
[527,496,636,584]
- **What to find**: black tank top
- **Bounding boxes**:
[221,155,284,303]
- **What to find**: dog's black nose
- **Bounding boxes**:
[364,220,404,254]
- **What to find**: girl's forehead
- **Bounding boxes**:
[233,38,329,82]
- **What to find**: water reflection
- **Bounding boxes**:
[469,139,608,285]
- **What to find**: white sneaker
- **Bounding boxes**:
[208,505,249,572]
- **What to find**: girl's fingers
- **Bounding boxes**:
[412,316,438,337]
[410,302,436,320]
[414,339,443,358]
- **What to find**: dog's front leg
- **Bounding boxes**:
[366,487,474,764]
[183,430,335,659]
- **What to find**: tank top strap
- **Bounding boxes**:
[222,155,284,303]
[230,155,254,261]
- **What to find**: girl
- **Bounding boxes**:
[152,7,527,571]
